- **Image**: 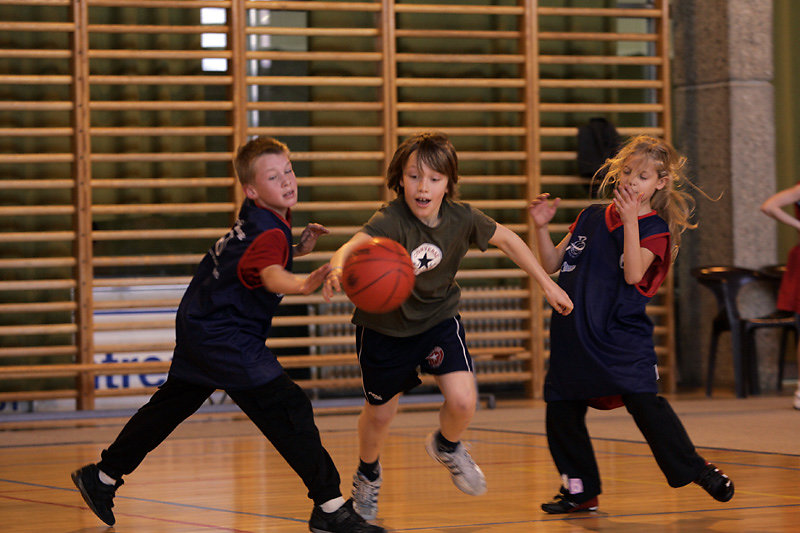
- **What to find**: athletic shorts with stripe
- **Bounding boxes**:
[355,315,474,405]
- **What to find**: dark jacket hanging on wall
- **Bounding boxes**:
[577,118,620,178]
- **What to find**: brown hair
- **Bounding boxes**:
[386,131,459,198]
[594,134,699,258]
[234,136,290,186]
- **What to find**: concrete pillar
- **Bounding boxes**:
[672,0,777,391]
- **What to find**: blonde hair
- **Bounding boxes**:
[594,135,698,259]
[234,136,289,186]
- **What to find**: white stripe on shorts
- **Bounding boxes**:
[452,317,473,373]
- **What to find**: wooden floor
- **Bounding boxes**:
[1,395,799,532]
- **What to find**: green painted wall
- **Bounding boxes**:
[774,0,800,257]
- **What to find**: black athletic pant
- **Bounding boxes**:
[545,393,707,502]
[97,373,342,506]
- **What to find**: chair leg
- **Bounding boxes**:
[730,323,747,398]
[706,328,720,397]
[778,328,789,392]
[744,329,761,396]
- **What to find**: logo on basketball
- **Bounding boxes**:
[426,346,444,368]
[411,243,442,274]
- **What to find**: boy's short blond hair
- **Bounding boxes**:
[234,137,290,186]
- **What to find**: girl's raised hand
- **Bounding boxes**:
[614,184,641,225]
[528,193,560,228]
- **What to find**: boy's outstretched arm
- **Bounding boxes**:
[322,231,373,300]
[489,223,573,315]
[260,263,331,295]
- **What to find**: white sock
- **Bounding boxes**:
[97,469,116,486]
[319,496,345,513]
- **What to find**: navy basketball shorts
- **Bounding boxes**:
[355,315,474,405]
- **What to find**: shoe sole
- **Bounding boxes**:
[541,504,598,514]
[71,470,115,526]
[425,435,487,496]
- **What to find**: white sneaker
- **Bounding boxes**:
[425,431,487,496]
[793,390,800,410]
[351,465,382,521]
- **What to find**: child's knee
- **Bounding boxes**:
[361,402,397,427]
[444,393,477,418]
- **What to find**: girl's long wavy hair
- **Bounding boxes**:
[593,135,700,260]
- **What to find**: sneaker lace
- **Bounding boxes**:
[438,443,476,476]
[352,473,381,506]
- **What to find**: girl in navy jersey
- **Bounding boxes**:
[71,137,384,533]
[530,135,735,513]
[760,184,800,410]
[322,131,574,522]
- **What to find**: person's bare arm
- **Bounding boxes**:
[321,231,373,300]
[528,193,570,274]
[489,223,573,315]
[260,263,331,295]
[761,184,800,232]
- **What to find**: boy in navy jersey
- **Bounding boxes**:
[71,137,384,533]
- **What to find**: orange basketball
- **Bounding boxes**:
[342,237,415,314]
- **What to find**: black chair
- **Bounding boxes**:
[691,265,800,398]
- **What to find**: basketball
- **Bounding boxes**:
[342,237,415,314]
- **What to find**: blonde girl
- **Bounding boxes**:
[529,134,734,514]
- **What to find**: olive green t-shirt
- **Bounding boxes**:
[354,196,497,336]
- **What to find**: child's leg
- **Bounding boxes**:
[545,400,601,501]
[349,397,399,520]
[358,395,401,462]
[622,393,707,487]
[73,377,213,526]
[228,373,342,507]
[97,376,214,479]
[426,370,485,496]
[434,370,477,441]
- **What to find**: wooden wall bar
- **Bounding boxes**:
[0,0,672,410]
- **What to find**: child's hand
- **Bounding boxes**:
[301,263,331,295]
[295,223,330,256]
[543,282,573,315]
[614,184,641,225]
[322,266,343,301]
[528,193,560,228]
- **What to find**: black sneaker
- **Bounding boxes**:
[695,462,734,502]
[541,489,598,514]
[308,499,386,533]
[71,464,123,526]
